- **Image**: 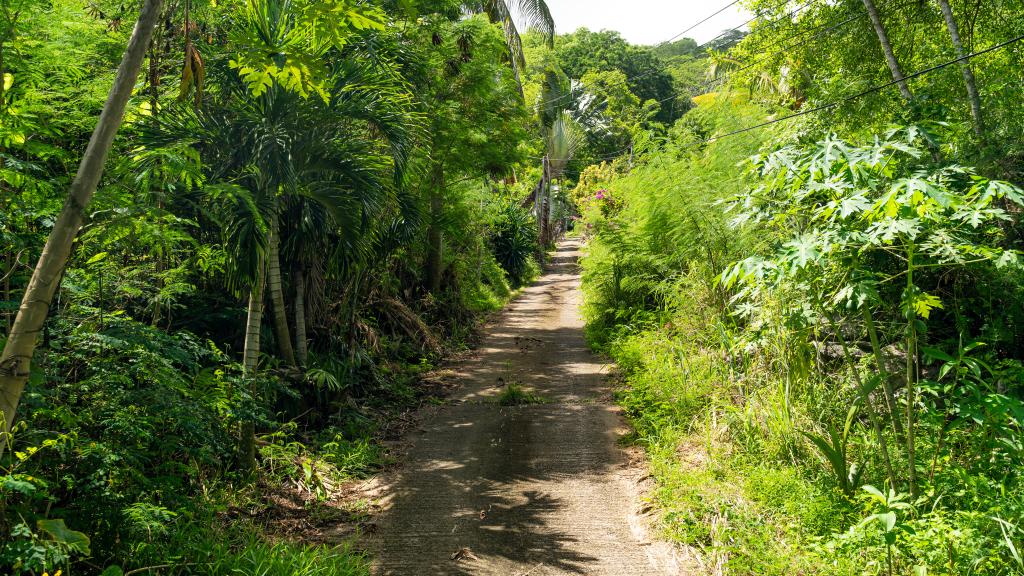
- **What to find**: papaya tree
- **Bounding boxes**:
[723,127,1024,494]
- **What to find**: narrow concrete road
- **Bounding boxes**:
[368,239,675,576]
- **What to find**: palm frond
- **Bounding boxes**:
[545,111,585,178]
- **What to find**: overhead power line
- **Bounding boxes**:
[652,9,865,107]
[687,33,1024,147]
[660,0,744,47]
[535,0,788,111]
[574,33,1023,170]
[699,0,815,52]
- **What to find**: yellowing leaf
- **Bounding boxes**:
[912,292,943,319]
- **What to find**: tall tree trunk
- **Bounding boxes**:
[536,156,550,251]
[238,260,266,472]
[3,250,12,332]
[0,0,163,457]
[0,39,6,113]
[936,0,985,140]
[267,211,296,366]
[861,0,914,101]
[293,265,308,367]
[426,165,445,293]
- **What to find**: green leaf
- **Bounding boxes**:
[1,475,36,496]
[996,250,1021,269]
[880,511,897,532]
[910,292,943,319]
[396,0,417,16]
[37,518,91,554]
[100,567,125,576]
[922,347,954,363]
[994,517,1023,568]
[802,429,847,491]
[783,234,820,268]
[85,251,109,265]
[862,484,887,505]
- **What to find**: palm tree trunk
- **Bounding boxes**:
[0,0,163,457]
[238,260,266,472]
[426,164,445,293]
[935,0,984,140]
[537,156,550,250]
[860,0,914,101]
[267,211,296,366]
[293,265,308,366]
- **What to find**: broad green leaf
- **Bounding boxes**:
[1,475,36,496]
[838,193,871,218]
[37,518,91,554]
[783,234,820,268]
[862,484,887,505]
[996,250,1021,269]
[881,511,897,532]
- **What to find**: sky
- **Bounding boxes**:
[543,0,751,46]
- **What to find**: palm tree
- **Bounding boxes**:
[471,0,556,87]
[531,65,593,245]
[706,50,805,105]
[146,51,417,467]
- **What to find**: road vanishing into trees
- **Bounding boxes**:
[367,239,679,575]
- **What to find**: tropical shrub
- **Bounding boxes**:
[490,202,539,285]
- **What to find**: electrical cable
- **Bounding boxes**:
[651,9,864,107]
[680,33,1024,148]
[534,0,796,111]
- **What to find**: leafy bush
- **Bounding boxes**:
[490,203,539,285]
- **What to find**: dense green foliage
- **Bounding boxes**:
[0,0,555,572]
[576,0,1024,573]
[3,0,1024,572]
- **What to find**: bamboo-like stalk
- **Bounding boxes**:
[905,244,918,497]
[935,0,985,141]
[267,210,295,366]
[238,259,266,472]
[293,266,308,367]
[863,306,904,437]
[426,164,445,292]
[828,315,899,491]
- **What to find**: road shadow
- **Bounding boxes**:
[367,239,650,576]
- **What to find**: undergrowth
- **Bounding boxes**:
[580,95,1024,574]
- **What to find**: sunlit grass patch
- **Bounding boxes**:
[496,383,547,406]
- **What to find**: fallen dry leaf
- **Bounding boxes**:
[450,547,479,561]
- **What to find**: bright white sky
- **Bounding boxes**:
[544,0,752,46]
